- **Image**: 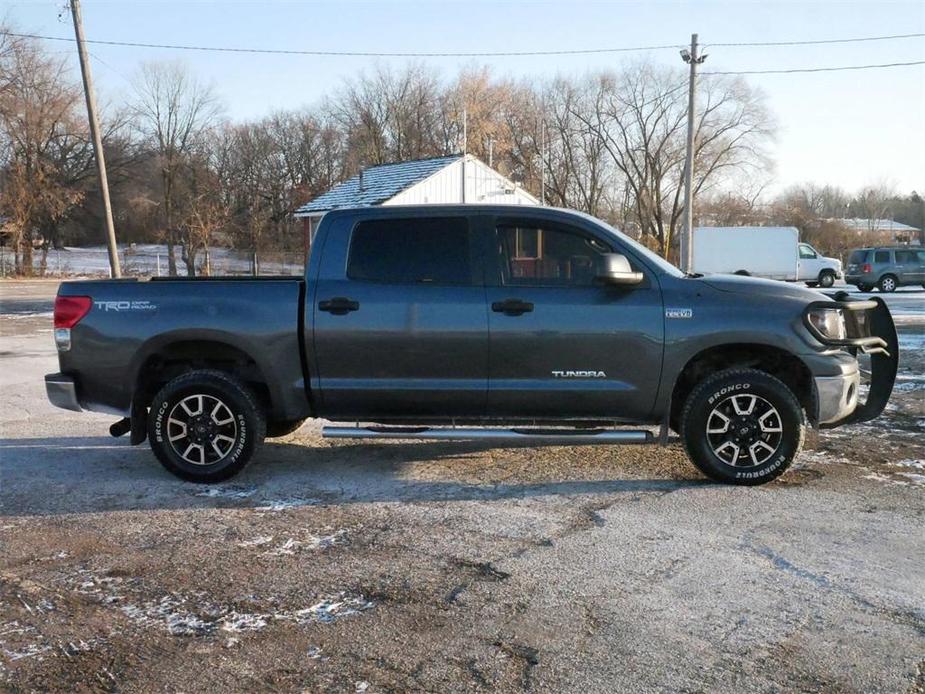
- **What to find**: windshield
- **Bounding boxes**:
[590,216,685,278]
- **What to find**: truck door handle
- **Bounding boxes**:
[319,297,360,315]
[492,298,534,316]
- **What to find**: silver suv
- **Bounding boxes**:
[846,247,925,292]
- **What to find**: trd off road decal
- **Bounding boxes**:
[665,307,693,319]
[94,300,157,312]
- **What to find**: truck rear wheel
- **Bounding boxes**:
[680,368,804,485]
[148,370,265,483]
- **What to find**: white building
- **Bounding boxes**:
[829,218,922,245]
[294,154,538,247]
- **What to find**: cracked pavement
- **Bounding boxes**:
[1,280,923,692]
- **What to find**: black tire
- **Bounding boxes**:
[148,370,265,483]
[818,270,835,288]
[805,282,818,288]
[266,418,306,438]
[856,283,872,293]
[680,368,804,485]
[878,274,898,293]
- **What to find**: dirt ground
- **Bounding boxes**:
[1,279,923,693]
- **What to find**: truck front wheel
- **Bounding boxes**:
[680,368,804,485]
[148,370,266,483]
[818,270,835,288]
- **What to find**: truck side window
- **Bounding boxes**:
[497,224,609,287]
[798,244,817,259]
[347,218,471,285]
[874,250,891,263]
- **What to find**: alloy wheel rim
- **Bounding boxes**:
[706,393,783,468]
[167,394,238,466]
[883,278,895,291]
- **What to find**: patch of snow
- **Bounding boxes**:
[890,459,925,470]
[262,531,346,556]
[194,486,256,499]
[255,497,321,511]
[292,594,375,624]
[265,538,301,556]
[220,612,269,632]
[2,312,53,320]
[2,643,51,661]
[237,535,274,548]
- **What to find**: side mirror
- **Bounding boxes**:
[596,253,643,286]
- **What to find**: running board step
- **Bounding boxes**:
[322,426,654,445]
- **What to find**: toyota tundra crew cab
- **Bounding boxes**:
[45,206,898,485]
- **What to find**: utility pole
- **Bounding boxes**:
[680,33,706,273]
[70,0,121,278]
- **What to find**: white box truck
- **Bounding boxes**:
[692,226,842,288]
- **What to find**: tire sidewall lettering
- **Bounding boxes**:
[708,382,750,405]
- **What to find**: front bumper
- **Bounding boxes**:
[45,373,82,412]
[815,369,860,425]
[804,293,899,428]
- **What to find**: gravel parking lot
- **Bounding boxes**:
[1,280,923,692]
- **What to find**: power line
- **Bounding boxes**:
[1,29,923,58]
[703,59,925,75]
[0,31,682,56]
[708,32,924,48]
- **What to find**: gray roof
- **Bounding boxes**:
[831,218,921,233]
[295,155,462,215]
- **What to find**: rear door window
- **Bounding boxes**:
[874,250,891,264]
[347,218,472,285]
[895,250,916,264]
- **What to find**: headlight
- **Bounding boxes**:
[807,308,846,341]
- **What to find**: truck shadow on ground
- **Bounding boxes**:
[0,435,704,517]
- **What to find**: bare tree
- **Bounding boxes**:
[572,63,774,258]
[131,61,222,275]
[850,183,897,228]
[329,64,443,169]
[0,27,88,275]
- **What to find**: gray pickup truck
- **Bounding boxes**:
[46,206,898,485]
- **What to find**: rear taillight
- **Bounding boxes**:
[861,263,872,273]
[54,295,92,328]
[54,296,91,352]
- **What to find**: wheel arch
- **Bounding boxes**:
[668,343,815,433]
[131,332,278,418]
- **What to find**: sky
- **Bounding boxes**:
[5,0,925,196]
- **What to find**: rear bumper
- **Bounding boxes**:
[45,373,82,412]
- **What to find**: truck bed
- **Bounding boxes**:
[56,277,311,421]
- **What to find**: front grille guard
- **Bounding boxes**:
[804,291,898,427]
